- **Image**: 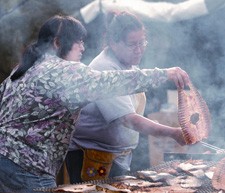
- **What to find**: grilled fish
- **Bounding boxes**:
[178,82,211,144]
[212,157,225,191]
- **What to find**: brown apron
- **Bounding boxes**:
[81,149,116,181]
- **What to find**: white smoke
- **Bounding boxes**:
[79,0,225,153]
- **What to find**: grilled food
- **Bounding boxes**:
[212,157,225,191]
[166,176,186,186]
[178,82,211,144]
[52,183,131,193]
[112,178,163,187]
[180,176,202,188]
[137,171,174,182]
[177,162,207,172]
[37,159,217,192]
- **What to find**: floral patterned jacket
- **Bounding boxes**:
[0,54,167,177]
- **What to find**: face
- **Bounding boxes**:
[111,29,147,68]
[64,40,85,62]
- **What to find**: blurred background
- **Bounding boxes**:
[1,0,225,175]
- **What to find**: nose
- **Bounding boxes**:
[77,40,85,51]
[133,46,143,54]
[80,43,85,52]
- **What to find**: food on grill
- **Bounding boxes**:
[38,159,218,192]
[204,165,216,179]
[157,167,178,175]
[96,184,131,192]
[180,176,202,188]
[188,169,205,178]
[166,175,186,186]
[137,170,174,182]
[111,175,198,193]
[113,175,138,180]
[205,171,214,179]
[136,170,157,178]
[109,179,163,192]
[166,175,202,189]
[53,183,131,193]
[112,186,197,193]
[53,183,96,192]
[112,178,163,187]
[212,157,225,191]
[178,162,207,172]
[177,82,211,144]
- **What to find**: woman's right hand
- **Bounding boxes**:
[165,67,190,89]
[172,127,187,146]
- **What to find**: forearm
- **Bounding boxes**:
[74,67,167,102]
[120,113,176,138]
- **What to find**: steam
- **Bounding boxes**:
[79,0,225,163]
[139,12,225,150]
[0,0,225,169]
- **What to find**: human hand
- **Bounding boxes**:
[165,67,190,89]
[172,127,187,146]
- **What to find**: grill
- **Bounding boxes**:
[36,157,224,192]
[164,152,225,162]
[148,160,218,193]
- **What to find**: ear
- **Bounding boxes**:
[53,37,60,49]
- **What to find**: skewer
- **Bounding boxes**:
[200,141,225,153]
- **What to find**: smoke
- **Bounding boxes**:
[78,1,225,166]
[0,0,92,79]
[1,0,225,169]
[131,7,224,143]
[76,1,225,164]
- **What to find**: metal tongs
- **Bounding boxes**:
[200,141,225,154]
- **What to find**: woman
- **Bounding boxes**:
[0,15,189,192]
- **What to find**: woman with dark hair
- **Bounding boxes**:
[0,14,189,192]
[11,15,87,81]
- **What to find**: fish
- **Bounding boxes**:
[137,170,174,182]
[166,176,186,186]
[180,176,202,188]
[178,82,211,144]
[212,157,225,191]
[178,162,207,172]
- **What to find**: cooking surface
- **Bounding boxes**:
[147,160,218,193]
[37,159,224,192]
[164,153,225,162]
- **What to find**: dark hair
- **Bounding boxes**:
[106,11,145,44]
[11,15,87,81]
